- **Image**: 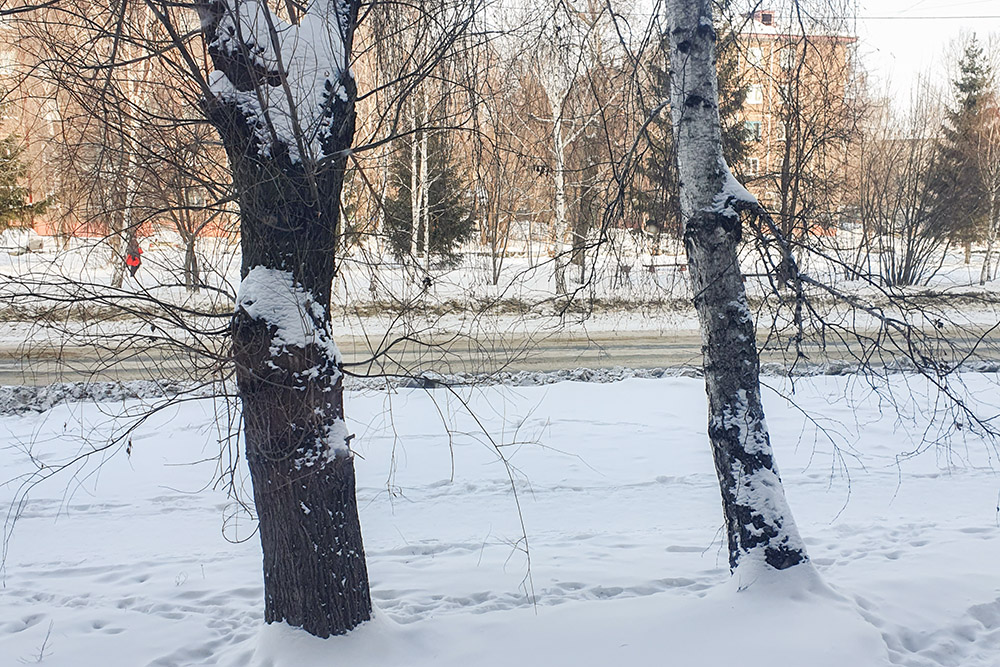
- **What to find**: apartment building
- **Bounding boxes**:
[736,9,860,232]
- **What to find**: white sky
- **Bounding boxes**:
[855,0,1000,104]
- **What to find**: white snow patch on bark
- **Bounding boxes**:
[710,158,757,218]
[732,462,807,566]
[709,389,769,455]
[293,418,351,469]
[206,0,348,162]
[236,266,341,362]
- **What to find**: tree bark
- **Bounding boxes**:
[552,100,568,295]
[981,192,998,284]
[666,0,808,572]
[183,234,200,292]
[410,94,421,260]
[420,86,431,270]
[199,0,371,637]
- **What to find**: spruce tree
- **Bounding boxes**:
[928,36,993,246]
[634,28,749,240]
[634,35,682,239]
[0,135,47,230]
[384,133,475,264]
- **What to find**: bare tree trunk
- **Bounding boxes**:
[409,95,421,261]
[981,193,998,285]
[110,226,126,287]
[200,0,371,637]
[666,0,808,572]
[983,240,994,285]
[552,102,568,295]
[420,86,431,271]
[112,9,154,288]
[183,235,200,292]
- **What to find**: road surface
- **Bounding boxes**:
[2,326,999,386]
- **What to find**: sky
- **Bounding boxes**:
[855,0,1000,105]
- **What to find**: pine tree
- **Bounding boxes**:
[928,36,994,247]
[0,135,47,230]
[384,133,475,264]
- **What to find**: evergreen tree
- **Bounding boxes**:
[0,135,48,230]
[717,30,751,169]
[633,35,682,239]
[634,28,748,239]
[928,36,994,246]
[384,133,475,264]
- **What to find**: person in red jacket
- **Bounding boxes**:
[125,238,142,278]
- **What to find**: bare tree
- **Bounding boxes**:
[852,87,950,287]
[186,0,372,637]
[533,1,593,295]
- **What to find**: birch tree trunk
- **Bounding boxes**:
[666,0,808,572]
[198,0,371,637]
[410,95,421,261]
[551,99,568,295]
[982,191,999,284]
[420,86,431,271]
[111,7,155,287]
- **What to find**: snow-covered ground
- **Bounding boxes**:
[3,228,1000,323]
[2,373,999,666]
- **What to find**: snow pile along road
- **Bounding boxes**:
[1,374,998,666]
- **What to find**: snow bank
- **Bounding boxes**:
[6,360,1000,415]
[0,379,218,415]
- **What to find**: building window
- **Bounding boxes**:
[745,121,762,141]
[745,158,760,175]
[747,47,763,67]
[760,11,773,25]
[747,84,763,105]
[776,122,787,141]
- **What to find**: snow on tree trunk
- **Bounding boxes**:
[198,0,371,637]
[665,0,808,573]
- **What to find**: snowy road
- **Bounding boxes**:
[3,325,1000,385]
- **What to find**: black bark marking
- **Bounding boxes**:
[684,94,715,110]
[696,21,717,42]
